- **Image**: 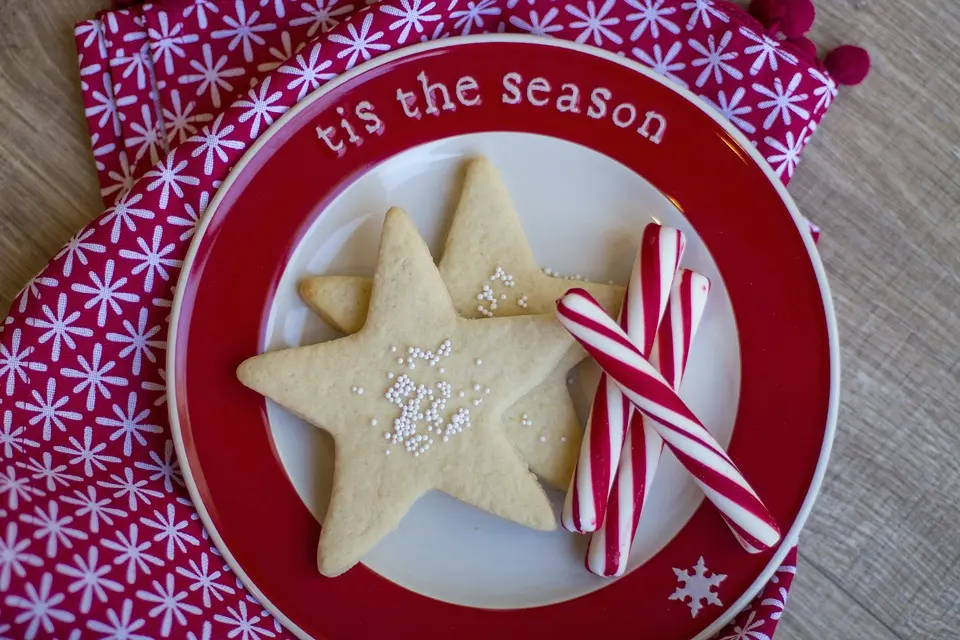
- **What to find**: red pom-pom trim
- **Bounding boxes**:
[750,0,786,26]
[789,37,818,60]
[824,45,871,86]
[750,0,815,38]
[780,0,816,39]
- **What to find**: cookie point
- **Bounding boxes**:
[466,155,495,173]
[235,358,260,388]
[297,276,323,303]
[317,545,351,578]
[532,506,559,531]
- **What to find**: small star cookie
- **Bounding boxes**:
[299,157,624,489]
[238,208,571,577]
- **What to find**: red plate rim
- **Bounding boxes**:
[168,35,840,640]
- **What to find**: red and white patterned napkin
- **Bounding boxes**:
[0,0,840,637]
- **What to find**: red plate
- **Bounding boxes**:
[169,37,837,640]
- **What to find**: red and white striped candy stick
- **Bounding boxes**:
[561,224,685,533]
[556,289,781,553]
[587,269,711,576]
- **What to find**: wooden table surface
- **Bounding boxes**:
[1,1,958,638]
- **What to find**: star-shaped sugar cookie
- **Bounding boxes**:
[299,157,625,489]
[238,208,572,577]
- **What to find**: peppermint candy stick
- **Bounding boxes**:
[561,224,685,533]
[587,269,711,577]
[556,289,781,552]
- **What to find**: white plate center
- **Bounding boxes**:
[264,132,741,608]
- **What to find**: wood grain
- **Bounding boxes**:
[1,0,959,638]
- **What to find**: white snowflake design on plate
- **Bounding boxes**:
[669,556,726,617]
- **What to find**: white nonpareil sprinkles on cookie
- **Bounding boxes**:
[475,266,517,317]
[521,414,533,427]
[375,339,488,457]
[401,340,452,370]
[543,267,585,281]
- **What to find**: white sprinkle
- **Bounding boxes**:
[357,387,363,395]
[475,359,482,366]
[371,419,378,426]
[484,388,490,394]
[390,346,397,352]
[384,433,391,440]
[439,368,445,374]
[387,372,395,379]
[397,357,404,364]
[458,391,465,398]
[473,383,481,392]
[385,449,391,455]
[522,414,528,420]
[560,437,567,443]
[539,436,546,442]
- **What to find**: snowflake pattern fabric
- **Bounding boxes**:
[0,0,815,637]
